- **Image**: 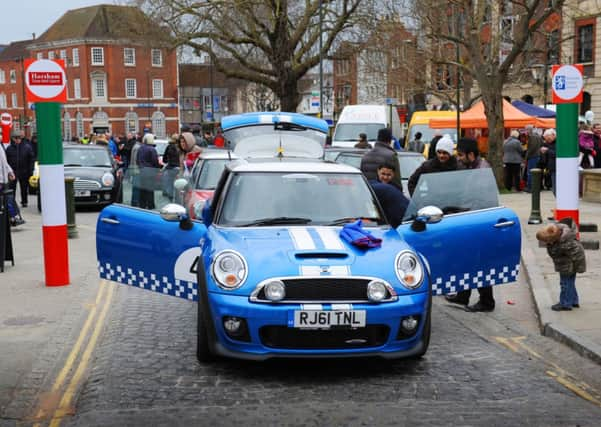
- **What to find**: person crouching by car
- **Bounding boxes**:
[137,133,159,210]
[407,134,457,196]
[360,128,402,190]
[445,138,496,312]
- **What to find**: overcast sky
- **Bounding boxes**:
[1,1,122,45]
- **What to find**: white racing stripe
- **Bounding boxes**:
[39,164,67,226]
[315,227,345,250]
[300,266,322,276]
[329,266,350,275]
[289,227,316,250]
[331,304,353,310]
[301,304,323,310]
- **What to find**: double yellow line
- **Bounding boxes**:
[495,335,601,407]
[32,280,116,427]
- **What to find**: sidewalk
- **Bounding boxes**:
[501,190,601,365]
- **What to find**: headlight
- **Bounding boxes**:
[367,280,388,302]
[264,280,286,301]
[395,251,424,289]
[101,172,115,187]
[212,250,247,290]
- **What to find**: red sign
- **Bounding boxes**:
[29,72,64,86]
[551,64,584,104]
[0,112,12,126]
[24,59,67,103]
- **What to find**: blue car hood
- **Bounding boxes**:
[204,226,412,295]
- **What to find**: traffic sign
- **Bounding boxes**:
[385,98,399,105]
[551,64,583,104]
[24,59,67,103]
[0,112,12,126]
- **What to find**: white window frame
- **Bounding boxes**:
[36,52,43,60]
[76,112,84,138]
[0,94,6,109]
[63,112,72,141]
[0,70,4,84]
[93,77,106,100]
[72,48,80,66]
[152,79,163,98]
[151,49,163,67]
[74,78,81,99]
[9,70,16,83]
[151,111,166,138]
[123,48,136,66]
[48,51,55,60]
[91,47,104,66]
[59,49,67,62]
[125,78,137,98]
[11,93,17,108]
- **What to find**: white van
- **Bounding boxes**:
[332,105,402,148]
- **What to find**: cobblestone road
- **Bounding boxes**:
[61,281,601,427]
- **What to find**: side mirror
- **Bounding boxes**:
[160,203,193,230]
[416,206,443,223]
[174,178,188,191]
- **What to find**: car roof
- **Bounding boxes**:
[221,112,329,133]
[227,159,362,174]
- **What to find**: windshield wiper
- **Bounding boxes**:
[239,217,312,227]
[326,217,381,226]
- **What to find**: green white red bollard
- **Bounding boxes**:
[554,103,579,227]
[36,102,70,286]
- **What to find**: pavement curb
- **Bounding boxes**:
[521,231,601,366]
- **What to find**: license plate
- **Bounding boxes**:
[293,310,366,329]
[75,190,91,197]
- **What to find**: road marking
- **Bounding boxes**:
[32,282,107,425]
[494,335,601,408]
[48,281,115,427]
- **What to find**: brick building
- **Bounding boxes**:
[0,40,32,136]
[0,4,179,140]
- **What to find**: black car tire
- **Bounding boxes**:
[197,299,215,363]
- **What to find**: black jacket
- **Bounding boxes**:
[360,141,402,188]
[370,181,409,228]
[407,156,458,196]
[5,141,34,179]
[163,143,180,168]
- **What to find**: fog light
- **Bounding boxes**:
[264,280,285,301]
[367,281,388,302]
[103,193,111,200]
[401,316,419,332]
[222,316,250,341]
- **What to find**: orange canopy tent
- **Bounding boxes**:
[429,99,555,129]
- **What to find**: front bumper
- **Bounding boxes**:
[206,291,429,360]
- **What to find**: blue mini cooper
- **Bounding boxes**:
[96,113,521,362]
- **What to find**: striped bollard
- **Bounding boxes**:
[554,103,579,228]
[36,102,70,286]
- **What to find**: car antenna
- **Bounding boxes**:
[226,140,232,161]
[277,134,283,159]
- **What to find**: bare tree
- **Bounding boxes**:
[406,0,565,185]
[133,0,367,112]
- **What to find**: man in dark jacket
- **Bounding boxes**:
[370,181,409,228]
[541,128,557,196]
[5,130,34,207]
[445,138,496,312]
[407,134,457,196]
[360,128,401,189]
[524,125,542,192]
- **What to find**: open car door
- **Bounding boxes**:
[398,168,521,296]
[97,203,206,301]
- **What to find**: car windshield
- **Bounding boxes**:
[403,168,499,221]
[224,125,326,149]
[335,153,362,169]
[63,148,112,167]
[195,159,230,190]
[408,125,457,143]
[333,123,384,142]
[218,172,385,227]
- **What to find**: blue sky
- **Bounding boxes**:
[1,1,120,45]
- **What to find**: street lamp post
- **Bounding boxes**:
[319,0,324,118]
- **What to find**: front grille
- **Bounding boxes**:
[259,325,389,349]
[74,179,101,190]
[255,278,382,302]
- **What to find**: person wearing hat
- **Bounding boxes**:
[360,128,402,189]
[5,129,34,208]
[444,138,496,312]
[179,131,202,173]
[407,134,457,196]
[536,219,586,311]
[161,133,181,200]
[354,133,370,149]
